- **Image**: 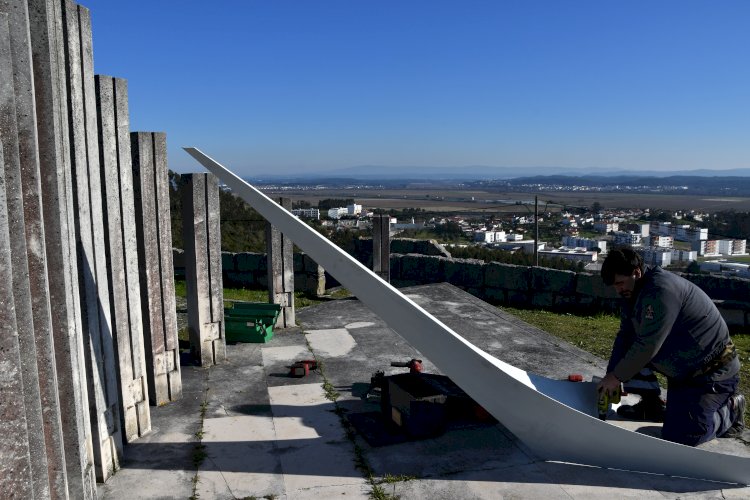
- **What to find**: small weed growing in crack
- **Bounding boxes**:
[379,473,416,484]
[190,381,210,500]
[323,380,340,401]
[305,339,400,499]
[189,475,200,500]
[192,443,207,468]
[370,484,392,500]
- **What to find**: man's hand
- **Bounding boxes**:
[597,372,621,395]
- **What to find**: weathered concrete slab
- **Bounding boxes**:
[154,133,182,400]
[180,173,225,366]
[64,0,122,482]
[132,131,181,404]
[0,117,34,498]
[27,0,96,495]
[153,133,180,358]
[266,197,295,327]
[196,414,281,499]
[114,82,152,394]
[0,5,53,497]
[267,383,368,498]
[96,75,151,442]
[205,172,223,341]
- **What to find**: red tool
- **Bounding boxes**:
[391,358,423,374]
[290,359,318,377]
[567,374,583,382]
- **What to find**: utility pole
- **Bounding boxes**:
[534,195,539,267]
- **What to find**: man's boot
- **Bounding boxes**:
[720,394,746,438]
[616,394,666,422]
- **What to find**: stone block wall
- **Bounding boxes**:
[177,248,326,297]
[387,253,750,326]
[176,239,750,328]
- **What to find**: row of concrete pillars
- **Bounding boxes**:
[1,2,299,497]
[0,1,238,498]
[1,0,385,497]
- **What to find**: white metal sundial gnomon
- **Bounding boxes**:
[185,147,750,485]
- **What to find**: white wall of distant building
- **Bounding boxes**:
[292,208,320,219]
[540,247,598,263]
[562,235,607,253]
[692,239,747,256]
[638,247,672,267]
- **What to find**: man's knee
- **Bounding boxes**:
[662,403,716,446]
[661,423,710,446]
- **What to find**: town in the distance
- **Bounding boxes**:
[244,172,750,279]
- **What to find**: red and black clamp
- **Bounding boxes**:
[391,358,423,374]
[290,359,318,378]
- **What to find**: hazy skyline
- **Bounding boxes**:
[87,1,750,176]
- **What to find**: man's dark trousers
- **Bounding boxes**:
[662,375,739,446]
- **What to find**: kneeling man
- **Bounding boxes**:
[597,248,744,445]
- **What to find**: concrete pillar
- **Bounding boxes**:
[154,133,181,399]
[373,214,390,282]
[303,254,326,296]
[180,173,225,366]
[132,131,182,405]
[266,197,295,327]
[63,0,122,482]
[96,75,151,442]
[1,2,65,496]
[27,0,96,495]
[0,133,34,498]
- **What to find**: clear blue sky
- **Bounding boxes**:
[87,1,750,176]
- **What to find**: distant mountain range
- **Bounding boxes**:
[247,165,750,182]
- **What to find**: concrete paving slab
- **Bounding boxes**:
[386,464,573,500]
[536,460,750,499]
[268,383,368,492]
[288,483,371,499]
[363,426,530,478]
[305,328,357,357]
[196,414,282,500]
[97,360,206,499]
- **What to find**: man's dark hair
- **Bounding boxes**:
[601,248,643,286]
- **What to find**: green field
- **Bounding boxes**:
[263,186,750,213]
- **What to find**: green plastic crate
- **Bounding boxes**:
[224,302,281,343]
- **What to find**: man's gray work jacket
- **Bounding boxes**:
[609,266,736,382]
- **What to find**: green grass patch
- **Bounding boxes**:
[732,329,750,426]
[175,280,326,309]
[329,287,353,299]
[501,307,619,360]
[500,307,750,426]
